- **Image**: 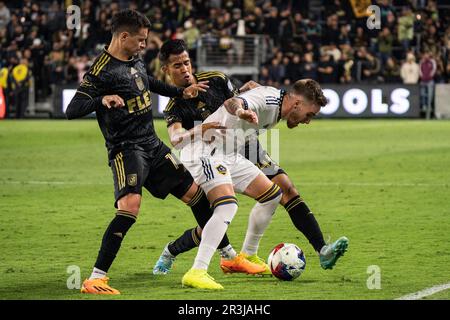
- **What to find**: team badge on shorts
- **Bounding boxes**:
[216,165,227,175]
[127,174,138,186]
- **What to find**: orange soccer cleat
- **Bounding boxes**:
[220,253,267,275]
[80,277,120,295]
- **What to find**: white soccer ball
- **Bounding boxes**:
[267,243,306,281]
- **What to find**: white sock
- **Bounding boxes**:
[218,244,237,260]
[193,202,238,270]
[241,193,282,256]
[89,267,107,280]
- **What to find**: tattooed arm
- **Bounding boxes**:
[223,97,258,124]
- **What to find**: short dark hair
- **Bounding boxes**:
[111,9,151,35]
[159,39,188,65]
[291,79,328,107]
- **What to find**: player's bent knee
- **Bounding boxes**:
[206,184,235,204]
[195,225,203,237]
[181,183,199,204]
[255,183,283,204]
[211,195,239,223]
[272,175,299,205]
[117,193,141,216]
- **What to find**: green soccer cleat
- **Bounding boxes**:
[319,236,349,270]
[243,253,272,276]
[181,268,224,290]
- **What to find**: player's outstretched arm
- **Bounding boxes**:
[66,92,103,119]
[147,75,209,99]
[168,122,225,149]
[66,93,124,119]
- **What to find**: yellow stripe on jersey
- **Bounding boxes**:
[92,56,111,76]
[75,91,94,100]
[164,98,176,112]
[90,54,107,76]
[196,71,226,81]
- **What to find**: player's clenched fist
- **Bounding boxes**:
[236,109,259,125]
[102,95,125,108]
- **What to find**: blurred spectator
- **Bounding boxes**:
[183,19,200,54]
[419,52,437,115]
[46,42,65,85]
[400,52,420,84]
[322,14,340,46]
[362,52,381,83]
[263,7,280,43]
[398,6,415,53]
[422,24,440,57]
[323,43,342,63]
[318,53,337,83]
[338,51,355,84]
[305,16,321,44]
[353,26,368,48]
[10,58,31,118]
[378,27,394,66]
[285,54,302,85]
[378,0,396,25]
[0,1,10,29]
[268,57,284,86]
[300,52,318,80]
[338,24,352,48]
[382,57,401,83]
[259,65,270,84]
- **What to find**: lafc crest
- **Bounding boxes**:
[127,174,137,186]
[131,67,145,91]
[216,165,227,175]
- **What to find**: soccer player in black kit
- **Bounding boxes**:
[153,39,348,275]
[65,10,250,295]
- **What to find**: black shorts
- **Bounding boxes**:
[110,142,193,208]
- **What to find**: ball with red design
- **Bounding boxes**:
[267,243,306,280]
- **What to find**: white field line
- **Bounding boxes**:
[0,180,448,187]
[396,282,450,300]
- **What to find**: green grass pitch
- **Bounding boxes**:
[1,119,449,300]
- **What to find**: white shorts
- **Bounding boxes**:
[182,153,263,195]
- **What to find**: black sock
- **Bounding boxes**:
[94,211,136,272]
[168,227,201,256]
[187,188,230,250]
[284,196,326,252]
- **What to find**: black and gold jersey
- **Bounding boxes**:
[163,71,239,130]
[66,48,184,158]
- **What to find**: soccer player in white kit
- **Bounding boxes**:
[179,80,326,289]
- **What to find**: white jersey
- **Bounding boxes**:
[179,86,284,194]
[205,86,284,133]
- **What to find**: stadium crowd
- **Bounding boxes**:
[0,0,449,117]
